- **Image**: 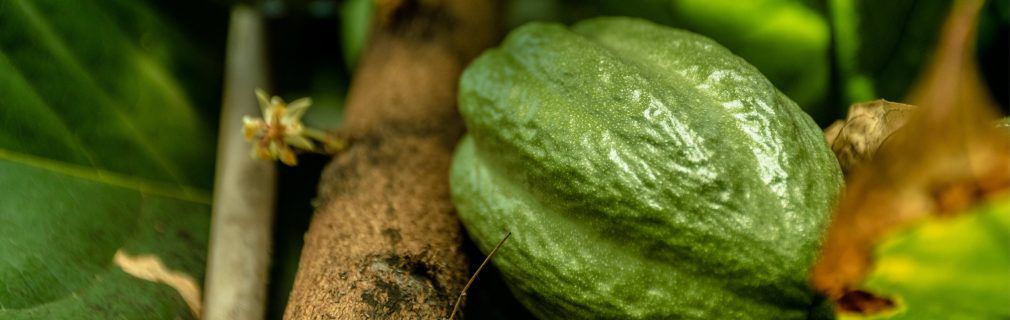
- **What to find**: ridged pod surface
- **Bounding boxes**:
[451,17,843,319]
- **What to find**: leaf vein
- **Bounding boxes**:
[13,0,195,187]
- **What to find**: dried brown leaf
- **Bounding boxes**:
[811,0,1010,313]
[825,100,918,174]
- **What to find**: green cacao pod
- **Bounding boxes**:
[450,17,843,319]
[507,0,832,118]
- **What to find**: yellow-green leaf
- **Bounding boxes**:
[842,196,1010,319]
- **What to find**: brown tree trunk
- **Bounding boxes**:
[284,0,498,318]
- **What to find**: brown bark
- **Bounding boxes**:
[284,0,498,318]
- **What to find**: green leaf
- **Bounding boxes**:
[0,0,219,318]
[339,0,374,70]
[843,197,1010,319]
[830,0,953,104]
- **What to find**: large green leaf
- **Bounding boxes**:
[0,0,218,318]
[842,197,1010,319]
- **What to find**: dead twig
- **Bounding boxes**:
[447,231,511,320]
[204,5,276,320]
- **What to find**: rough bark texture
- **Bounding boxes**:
[284,0,498,318]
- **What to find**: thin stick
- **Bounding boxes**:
[448,231,512,320]
[204,5,275,320]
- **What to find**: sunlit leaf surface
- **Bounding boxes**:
[840,197,1010,320]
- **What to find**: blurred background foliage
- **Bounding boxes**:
[507,0,1009,124]
[510,0,834,119]
[1,0,1006,318]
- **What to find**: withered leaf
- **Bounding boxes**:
[811,0,1010,315]
[825,100,918,174]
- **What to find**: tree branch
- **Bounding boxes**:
[284,0,499,318]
